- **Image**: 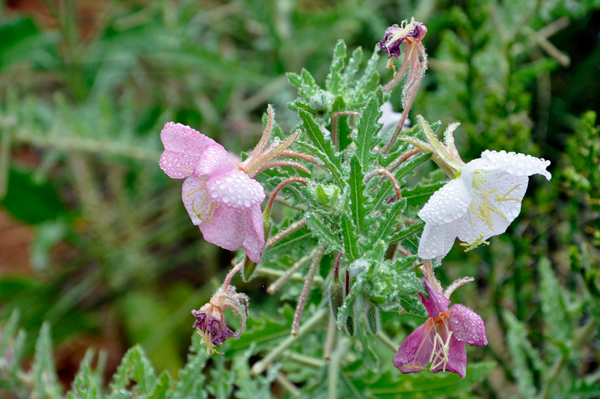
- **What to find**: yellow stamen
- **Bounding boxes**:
[185,185,207,198]
[429,330,453,372]
[198,330,223,355]
[495,184,521,203]
[460,233,490,252]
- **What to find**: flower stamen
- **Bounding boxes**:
[495,184,522,203]
[198,330,223,355]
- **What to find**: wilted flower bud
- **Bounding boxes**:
[378,18,427,59]
[192,286,249,355]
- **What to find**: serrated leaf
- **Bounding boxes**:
[357,48,380,92]
[295,140,343,185]
[341,214,360,262]
[349,156,371,234]
[371,199,406,243]
[345,46,363,81]
[0,309,19,357]
[332,95,353,150]
[326,40,347,95]
[261,223,317,265]
[207,354,235,399]
[33,322,62,399]
[147,372,171,399]
[403,182,446,208]
[109,346,156,396]
[70,353,101,399]
[225,313,288,352]
[286,72,302,88]
[172,334,209,399]
[539,257,571,342]
[389,221,425,244]
[305,212,342,252]
[298,109,341,171]
[352,90,382,167]
[355,362,496,398]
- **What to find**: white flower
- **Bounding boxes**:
[417,150,551,261]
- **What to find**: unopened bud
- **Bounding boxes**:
[242,256,257,282]
[345,315,355,337]
[328,280,344,320]
[364,301,380,336]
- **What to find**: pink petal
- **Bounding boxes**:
[430,336,467,378]
[207,170,265,210]
[449,304,488,346]
[182,177,209,226]
[419,278,450,317]
[242,205,265,263]
[199,206,246,252]
[159,122,216,179]
[393,320,434,374]
[196,144,236,177]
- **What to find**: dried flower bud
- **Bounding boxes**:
[192,286,249,355]
[378,18,427,59]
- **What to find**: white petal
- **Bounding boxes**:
[418,179,471,226]
[417,220,459,260]
[462,150,551,189]
[457,172,528,242]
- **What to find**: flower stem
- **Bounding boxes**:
[284,351,326,369]
[221,261,243,292]
[266,253,314,293]
[376,330,399,352]
[324,311,337,361]
[264,177,308,218]
[257,265,324,289]
[251,307,328,376]
[382,49,410,93]
[274,370,301,398]
[331,111,360,150]
[266,218,307,248]
[365,167,402,200]
[292,243,327,336]
[423,259,442,293]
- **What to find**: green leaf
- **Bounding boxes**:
[349,156,371,234]
[172,333,209,399]
[147,372,171,399]
[539,257,571,342]
[326,39,347,95]
[345,46,363,81]
[341,214,360,262]
[0,309,19,357]
[260,223,317,265]
[403,182,446,209]
[371,199,407,243]
[286,72,302,88]
[355,362,496,398]
[109,346,157,396]
[357,48,380,92]
[69,351,101,399]
[389,221,425,244]
[352,90,382,168]
[33,322,62,399]
[298,109,341,170]
[207,355,235,399]
[295,140,343,185]
[305,212,342,252]
[332,95,353,150]
[225,313,288,352]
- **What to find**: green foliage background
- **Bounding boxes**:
[0,0,599,398]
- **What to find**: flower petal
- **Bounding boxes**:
[182,176,210,226]
[462,150,551,186]
[393,321,434,373]
[207,170,265,210]
[159,122,216,179]
[417,219,460,261]
[196,144,236,177]
[449,304,487,346]
[419,278,450,316]
[430,336,467,378]
[457,170,528,243]
[242,205,265,263]
[418,179,471,226]
[199,206,247,252]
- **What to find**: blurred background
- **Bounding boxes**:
[0,0,599,397]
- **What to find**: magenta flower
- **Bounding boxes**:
[393,278,487,378]
[159,122,266,262]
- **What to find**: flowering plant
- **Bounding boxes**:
[156,16,551,388]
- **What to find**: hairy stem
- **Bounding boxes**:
[251,307,327,376]
[266,218,307,248]
[324,312,337,361]
[221,261,243,292]
[266,253,314,293]
[292,243,326,336]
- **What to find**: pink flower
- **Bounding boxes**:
[393,278,487,378]
[159,122,266,262]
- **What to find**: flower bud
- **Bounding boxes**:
[328,279,344,320]
[364,301,380,336]
[345,315,355,337]
[242,256,258,282]
[192,303,235,355]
